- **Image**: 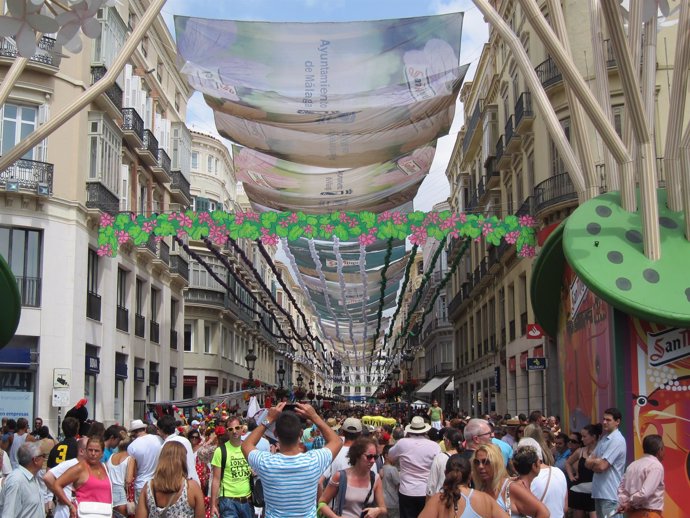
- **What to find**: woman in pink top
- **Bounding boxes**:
[53,436,112,518]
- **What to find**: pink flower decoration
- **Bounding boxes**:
[358,233,377,246]
[178,214,193,228]
[377,211,392,223]
[198,212,212,224]
[154,236,164,243]
[424,212,440,225]
[260,231,279,246]
[504,231,520,244]
[208,225,228,245]
[97,244,112,256]
[321,224,335,234]
[287,213,299,224]
[409,225,428,246]
[439,213,460,230]
[245,211,259,222]
[279,220,289,228]
[518,214,536,227]
[99,213,114,227]
[235,213,245,225]
[176,228,188,239]
[392,212,407,225]
[518,245,536,258]
[115,230,129,245]
[304,225,314,235]
[142,221,155,234]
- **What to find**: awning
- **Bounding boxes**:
[445,377,454,392]
[416,376,452,396]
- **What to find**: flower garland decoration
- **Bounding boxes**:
[97,210,537,258]
[241,379,262,390]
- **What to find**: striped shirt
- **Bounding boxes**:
[248,448,332,518]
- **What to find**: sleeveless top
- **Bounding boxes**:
[341,474,377,518]
[146,479,194,518]
[107,455,130,487]
[453,489,481,518]
[577,454,594,486]
[75,463,113,504]
[496,478,528,518]
[429,407,443,421]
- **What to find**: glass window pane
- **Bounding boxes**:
[10,230,25,276]
[2,120,16,155]
[25,231,40,277]
[0,227,9,260]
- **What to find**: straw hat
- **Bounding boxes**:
[405,416,431,434]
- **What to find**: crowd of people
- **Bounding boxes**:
[0,405,666,518]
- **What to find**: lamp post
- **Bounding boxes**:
[277,365,286,387]
[245,348,257,382]
[402,349,415,421]
[308,379,315,405]
[296,373,304,389]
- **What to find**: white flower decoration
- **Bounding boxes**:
[0,0,59,57]
[55,0,107,53]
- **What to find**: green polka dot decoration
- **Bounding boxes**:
[530,219,567,337]
[563,189,690,328]
[0,252,21,348]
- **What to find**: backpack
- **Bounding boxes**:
[220,443,264,507]
[334,469,375,516]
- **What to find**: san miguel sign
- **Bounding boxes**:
[648,328,690,367]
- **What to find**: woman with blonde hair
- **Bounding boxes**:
[135,442,205,518]
[523,424,555,466]
[471,444,549,518]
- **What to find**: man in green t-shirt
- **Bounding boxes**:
[210,416,253,518]
[427,400,444,430]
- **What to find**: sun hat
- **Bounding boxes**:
[342,417,362,433]
[405,416,432,434]
[129,419,147,432]
[326,417,340,430]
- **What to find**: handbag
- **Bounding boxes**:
[250,474,265,508]
[359,472,376,518]
[76,501,113,518]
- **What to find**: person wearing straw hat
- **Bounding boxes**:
[127,419,162,503]
[389,416,440,518]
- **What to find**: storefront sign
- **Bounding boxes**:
[85,356,100,374]
[183,375,197,387]
[205,376,218,386]
[526,357,547,371]
[648,328,690,367]
[526,324,544,339]
[0,391,33,424]
[134,367,145,382]
[115,362,128,379]
[494,366,501,393]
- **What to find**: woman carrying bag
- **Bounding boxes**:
[319,437,387,518]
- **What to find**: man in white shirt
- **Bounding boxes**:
[127,419,162,502]
[43,437,87,518]
[156,415,200,484]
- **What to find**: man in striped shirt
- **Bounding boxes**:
[242,402,342,518]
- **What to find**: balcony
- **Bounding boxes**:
[462,100,483,153]
[170,329,178,350]
[170,170,192,207]
[477,176,487,201]
[484,157,500,189]
[504,115,521,153]
[151,148,171,183]
[0,36,61,70]
[135,313,146,338]
[185,288,225,307]
[86,291,101,321]
[137,130,159,167]
[137,234,157,259]
[535,56,562,89]
[495,135,510,169]
[116,305,129,332]
[1,158,54,196]
[169,254,189,284]
[85,182,119,214]
[466,190,479,212]
[90,65,123,116]
[15,276,41,307]
[157,240,170,265]
[533,173,578,215]
[514,92,534,134]
[121,107,144,148]
[150,320,160,344]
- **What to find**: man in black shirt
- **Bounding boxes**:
[47,417,79,468]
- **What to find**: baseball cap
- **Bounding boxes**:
[342,417,362,433]
[191,420,200,426]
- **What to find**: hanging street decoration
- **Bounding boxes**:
[97,209,537,258]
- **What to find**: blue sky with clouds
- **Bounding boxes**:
[160,0,489,211]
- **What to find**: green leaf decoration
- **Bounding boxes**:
[97,210,537,258]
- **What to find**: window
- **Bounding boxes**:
[117,268,127,307]
[87,249,99,294]
[88,112,121,194]
[184,323,193,352]
[1,104,37,160]
[0,226,42,307]
[550,118,571,176]
[207,155,213,173]
[171,299,178,328]
[150,287,159,322]
[135,278,144,315]
[189,255,225,291]
[191,151,198,170]
[204,325,211,353]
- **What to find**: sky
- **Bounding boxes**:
[160,0,489,212]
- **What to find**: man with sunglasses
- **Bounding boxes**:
[211,416,253,518]
[459,418,493,461]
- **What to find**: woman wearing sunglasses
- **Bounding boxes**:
[319,437,386,518]
[471,444,549,518]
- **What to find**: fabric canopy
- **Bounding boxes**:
[416,376,452,396]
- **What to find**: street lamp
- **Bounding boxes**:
[296,373,304,389]
[277,365,286,387]
[402,349,415,375]
[245,348,257,381]
[392,365,401,384]
[316,383,322,393]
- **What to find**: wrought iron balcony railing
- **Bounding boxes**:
[1,158,54,194]
[90,65,123,112]
[142,130,158,157]
[535,56,562,88]
[15,276,41,307]
[0,36,60,67]
[121,107,144,140]
[85,182,119,214]
[533,173,577,214]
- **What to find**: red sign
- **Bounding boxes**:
[205,376,218,386]
[520,351,528,370]
[509,356,517,373]
[527,324,544,339]
[183,376,197,387]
